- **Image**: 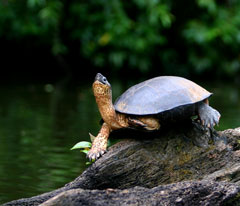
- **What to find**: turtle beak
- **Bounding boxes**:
[94,73,110,86]
[95,73,104,82]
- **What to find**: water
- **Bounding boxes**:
[0,80,239,204]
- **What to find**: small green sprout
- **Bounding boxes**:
[71,140,95,164]
[71,141,92,151]
[71,133,97,164]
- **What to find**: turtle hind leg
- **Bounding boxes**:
[128,116,160,130]
[197,102,221,128]
[128,117,147,128]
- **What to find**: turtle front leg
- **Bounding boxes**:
[87,122,110,161]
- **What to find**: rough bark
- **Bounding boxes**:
[4,122,240,205]
[42,181,239,206]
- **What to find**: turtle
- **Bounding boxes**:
[87,73,221,160]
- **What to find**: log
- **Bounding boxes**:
[42,181,239,206]
[4,122,240,205]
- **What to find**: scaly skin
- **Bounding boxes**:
[87,123,109,160]
[87,78,160,161]
[87,80,126,161]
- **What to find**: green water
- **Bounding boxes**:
[0,81,239,204]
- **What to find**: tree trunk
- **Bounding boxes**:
[4,122,240,205]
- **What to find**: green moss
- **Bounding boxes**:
[178,152,192,166]
[178,169,193,180]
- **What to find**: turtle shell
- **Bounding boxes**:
[114,76,212,115]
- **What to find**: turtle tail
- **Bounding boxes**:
[197,101,221,128]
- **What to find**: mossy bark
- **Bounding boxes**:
[4,122,240,205]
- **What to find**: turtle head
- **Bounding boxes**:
[93,73,112,97]
[94,73,110,86]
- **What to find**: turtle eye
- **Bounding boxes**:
[102,77,107,83]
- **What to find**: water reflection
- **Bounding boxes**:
[0,84,96,203]
[0,81,239,204]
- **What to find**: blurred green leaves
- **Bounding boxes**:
[67,0,173,71]
[182,0,240,75]
[27,0,45,8]
[197,0,217,14]
[0,0,65,55]
[0,0,240,76]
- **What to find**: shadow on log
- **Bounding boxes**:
[4,122,240,205]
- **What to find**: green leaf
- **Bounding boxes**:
[71,141,92,150]
[80,149,90,154]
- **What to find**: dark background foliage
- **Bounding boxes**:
[1,0,240,83]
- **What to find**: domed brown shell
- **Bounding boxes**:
[114,76,212,115]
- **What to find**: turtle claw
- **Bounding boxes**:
[198,103,221,128]
[87,148,107,161]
